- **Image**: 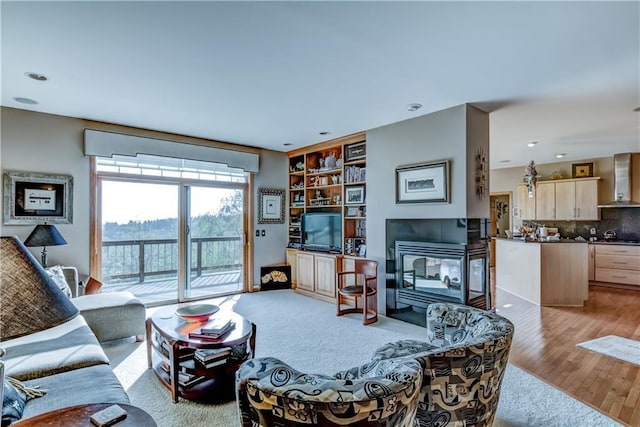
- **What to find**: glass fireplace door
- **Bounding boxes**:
[400,253,465,301]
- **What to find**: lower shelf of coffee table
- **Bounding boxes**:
[151,352,242,402]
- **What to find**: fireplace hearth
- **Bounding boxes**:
[385,218,490,327]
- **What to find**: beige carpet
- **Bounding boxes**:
[577,335,640,366]
[103,290,621,427]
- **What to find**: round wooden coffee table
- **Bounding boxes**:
[146,306,256,403]
[12,403,156,426]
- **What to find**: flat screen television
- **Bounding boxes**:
[301,212,342,253]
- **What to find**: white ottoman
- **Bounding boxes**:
[73,291,146,342]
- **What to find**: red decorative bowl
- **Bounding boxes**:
[176,304,219,322]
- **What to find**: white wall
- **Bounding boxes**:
[1,107,287,286]
[366,103,489,313]
[2,108,89,268]
[252,150,289,284]
[466,105,490,218]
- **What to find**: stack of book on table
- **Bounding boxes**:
[193,347,232,369]
[188,317,235,341]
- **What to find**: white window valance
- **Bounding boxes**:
[84,129,259,173]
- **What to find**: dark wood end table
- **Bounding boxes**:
[12,403,156,426]
[146,306,256,403]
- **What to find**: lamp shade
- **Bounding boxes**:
[0,236,78,341]
[24,224,67,247]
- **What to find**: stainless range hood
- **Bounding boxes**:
[598,153,640,208]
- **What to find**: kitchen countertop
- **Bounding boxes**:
[496,237,640,246]
[496,237,588,244]
[589,240,640,246]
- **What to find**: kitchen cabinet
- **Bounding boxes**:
[574,179,599,220]
[534,178,600,221]
[536,182,555,220]
[496,239,588,306]
[588,245,595,281]
[515,185,536,220]
[594,245,640,286]
[555,179,599,220]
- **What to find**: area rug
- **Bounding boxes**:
[577,335,640,366]
[104,290,621,427]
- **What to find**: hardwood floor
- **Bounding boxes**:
[496,283,640,426]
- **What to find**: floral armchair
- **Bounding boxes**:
[236,356,423,426]
[372,303,514,427]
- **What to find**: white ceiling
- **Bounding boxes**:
[2,2,639,169]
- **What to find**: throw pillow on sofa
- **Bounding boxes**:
[2,377,47,426]
[2,378,26,426]
[45,265,72,298]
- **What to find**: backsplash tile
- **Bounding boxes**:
[525,208,640,241]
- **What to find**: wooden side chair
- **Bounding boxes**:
[336,259,378,325]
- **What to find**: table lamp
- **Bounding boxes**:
[24,223,67,268]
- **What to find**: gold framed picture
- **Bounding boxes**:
[572,162,594,178]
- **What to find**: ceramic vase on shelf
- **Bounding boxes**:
[325,152,336,169]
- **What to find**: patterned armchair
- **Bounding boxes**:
[236,356,423,426]
[372,303,514,427]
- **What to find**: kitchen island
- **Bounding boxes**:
[495,238,589,306]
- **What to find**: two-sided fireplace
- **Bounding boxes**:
[385,219,490,326]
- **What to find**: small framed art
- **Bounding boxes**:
[572,162,593,178]
[345,186,365,204]
[258,188,285,224]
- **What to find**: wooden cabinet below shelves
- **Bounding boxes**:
[296,252,315,292]
[293,250,341,302]
[286,248,298,287]
[315,254,338,298]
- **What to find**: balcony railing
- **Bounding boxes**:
[102,236,242,284]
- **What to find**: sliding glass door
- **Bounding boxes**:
[100,180,179,304]
[184,185,244,300]
[96,155,248,305]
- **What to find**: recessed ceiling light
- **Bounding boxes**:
[407,103,422,112]
[24,72,48,81]
[13,97,38,105]
[555,153,567,159]
[527,141,538,147]
[283,143,293,146]
[499,160,511,163]
[319,131,330,136]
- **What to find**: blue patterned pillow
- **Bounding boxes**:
[2,378,26,426]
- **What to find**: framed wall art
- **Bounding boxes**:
[345,186,365,204]
[572,162,594,178]
[258,188,285,224]
[396,160,450,204]
[344,142,366,162]
[3,171,74,225]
